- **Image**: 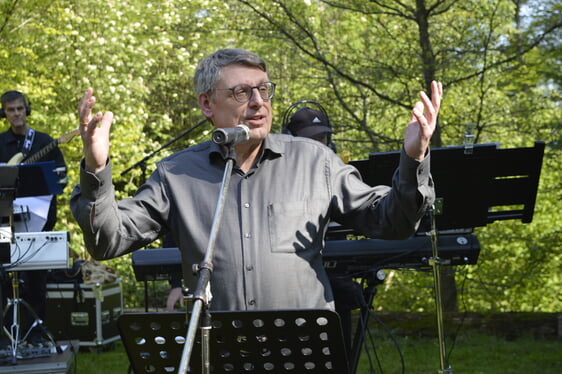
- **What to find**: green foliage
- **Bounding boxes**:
[0,0,559,312]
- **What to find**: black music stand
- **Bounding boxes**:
[0,167,19,218]
[118,309,349,374]
[351,141,545,230]
[15,161,64,197]
[0,167,19,264]
[350,141,545,374]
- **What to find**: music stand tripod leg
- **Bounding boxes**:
[349,269,386,374]
[17,297,60,352]
[3,272,25,364]
[2,271,60,363]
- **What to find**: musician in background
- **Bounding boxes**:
[0,90,67,346]
[284,104,364,357]
[72,48,440,314]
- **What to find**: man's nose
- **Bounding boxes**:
[248,87,264,105]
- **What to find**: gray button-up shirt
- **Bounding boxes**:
[71,134,434,311]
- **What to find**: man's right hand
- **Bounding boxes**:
[78,87,113,174]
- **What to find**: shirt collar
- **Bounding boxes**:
[209,134,283,165]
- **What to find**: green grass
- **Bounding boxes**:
[73,331,561,374]
[355,331,561,374]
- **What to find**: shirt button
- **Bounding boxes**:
[248,299,255,306]
[246,265,254,271]
[244,232,252,239]
[244,202,250,208]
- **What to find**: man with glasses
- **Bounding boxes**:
[71,48,441,312]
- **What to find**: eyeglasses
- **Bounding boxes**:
[215,82,276,103]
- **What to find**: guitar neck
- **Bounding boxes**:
[23,139,59,164]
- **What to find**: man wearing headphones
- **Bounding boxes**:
[284,106,335,149]
[0,90,67,347]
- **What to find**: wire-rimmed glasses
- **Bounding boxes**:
[215,82,276,103]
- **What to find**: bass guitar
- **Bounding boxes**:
[7,127,79,165]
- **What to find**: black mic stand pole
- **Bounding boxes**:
[177,143,237,374]
[121,118,208,178]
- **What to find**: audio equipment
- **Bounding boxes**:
[1,231,70,271]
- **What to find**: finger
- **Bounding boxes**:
[431,81,442,109]
[419,89,437,124]
[78,88,96,125]
[418,90,434,116]
[79,98,96,126]
[84,112,103,136]
[77,87,92,109]
[419,90,432,111]
[78,87,93,115]
[412,101,425,125]
[99,111,114,135]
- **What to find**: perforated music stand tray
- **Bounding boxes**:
[118,309,349,374]
[350,141,545,231]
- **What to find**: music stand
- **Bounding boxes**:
[351,141,545,230]
[0,167,18,218]
[0,167,19,265]
[118,309,349,374]
[350,141,545,373]
[15,161,64,197]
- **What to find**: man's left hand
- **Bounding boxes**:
[404,80,443,160]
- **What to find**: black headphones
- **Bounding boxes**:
[281,100,337,153]
[0,90,32,118]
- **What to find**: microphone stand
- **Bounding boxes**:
[120,118,208,178]
[177,143,237,374]
[427,205,453,374]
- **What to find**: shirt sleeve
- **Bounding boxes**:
[70,159,166,260]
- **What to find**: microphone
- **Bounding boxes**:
[212,124,250,146]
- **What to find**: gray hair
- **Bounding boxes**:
[194,49,268,95]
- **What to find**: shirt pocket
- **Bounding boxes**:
[268,200,323,253]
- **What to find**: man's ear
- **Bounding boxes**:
[198,93,213,118]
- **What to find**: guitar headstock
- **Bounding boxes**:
[58,128,80,144]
